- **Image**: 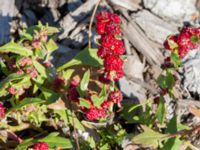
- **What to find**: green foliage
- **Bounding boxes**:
[40,132,73,149]
[155,96,166,124]
[57,48,103,71]
[131,126,169,148]
[0,42,33,56]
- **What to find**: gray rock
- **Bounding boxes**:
[119,77,146,101]
[133,10,178,44]
[0,0,18,45]
[182,48,200,95]
[143,0,198,23]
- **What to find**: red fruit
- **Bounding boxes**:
[34,142,48,150]
[98,109,106,118]
[86,107,99,120]
[16,69,24,75]
[0,103,6,119]
[68,87,80,102]
[19,57,32,66]
[104,55,123,71]
[96,11,110,23]
[26,67,38,78]
[43,61,52,68]
[96,21,107,35]
[101,34,118,48]
[163,35,178,50]
[153,96,160,104]
[70,79,79,87]
[32,39,41,49]
[97,46,111,58]
[53,77,66,89]
[99,74,111,84]
[114,69,125,81]
[108,91,123,104]
[112,40,125,55]
[109,13,121,24]
[8,86,17,95]
[101,100,111,110]
[105,22,121,35]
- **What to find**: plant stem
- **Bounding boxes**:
[64,94,80,150]
[88,0,102,49]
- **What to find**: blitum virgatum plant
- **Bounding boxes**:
[0,10,126,149]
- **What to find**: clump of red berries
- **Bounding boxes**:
[164,27,200,58]
[96,11,125,81]
[34,142,48,150]
[0,103,6,119]
[83,90,123,120]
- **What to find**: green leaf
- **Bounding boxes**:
[191,34,200,44]
[54,109,68,124]
[62,69,75,81]
[15,98,44,109]
[33,60,47,78]
[79,98,91,109]
[155,96,165,124]
[78,70,90,96]
[16,138,35,150]
[0,73,28,97]
[7,98,45,114]
[57,48,103,71]
[91,95,104,108]
[40,132,73,149]
[0,42,33,56]
[24,23,59,36]
[166,116,177,134]
[20,30,33,41]
[131,126,169,148]
[171,51,182,67]
[166,71,175,89]
[99,85,107,99]
[46,39,58,52]
[39,87,60,103]
[162,137,183,150]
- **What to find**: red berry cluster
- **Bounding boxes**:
[0,103,5,119]
[84,90,123,120]
[96,11,125,81]
[164,27,200,58]
[34,142,48,150]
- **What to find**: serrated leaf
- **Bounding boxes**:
[79,98,91,109]
[46,39,58,52]
[131,126,169,148]
[41,132,73,149]
[155,96,165,124]
[0,42,33,56]
[57,48,103,71]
